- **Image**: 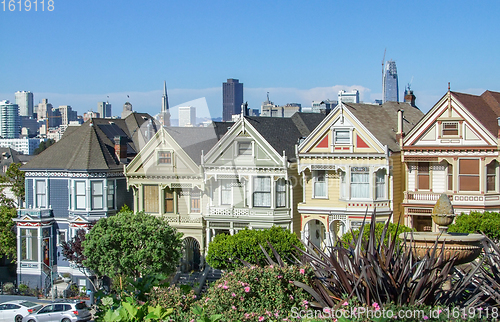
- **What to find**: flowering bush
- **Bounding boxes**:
[149,285,198,321]
[197,265,314,321]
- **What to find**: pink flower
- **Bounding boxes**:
[423,316,429,320]
[342,301,348,306]
[244,286,250,292]
[231,293,236,297]
[299,268,305,274]
[232,306,236,310]
[222,285,228,289]
[277,275,282,279]
[259,317,265,321]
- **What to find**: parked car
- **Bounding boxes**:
[0,300,42,322]
[21,302,91,322]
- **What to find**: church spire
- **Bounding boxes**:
[161,81,171,126]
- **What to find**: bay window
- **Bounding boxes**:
[75,181,86,210]
[20,229,38,262]
[221,180,232,205]
[351,167,369,199]
[91,181,103,210]
[339,170,347,199]
[417,163,430,190]
[144,185,159,213]
[253,176,271,207]
[487,161,497,192]
[191,189,201,213]
[459,159,480,191]
[276,178,286,207]
[313,170,327,198]
[35,180,46,208]
[375,169,386,200]
[164,188,174,213]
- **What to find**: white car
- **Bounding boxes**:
[0,300,42,322]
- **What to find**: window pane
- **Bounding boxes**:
[376,170,385,199]
[107,181,115,209]
[144,185,159,213]
[165,189,174,213]
[276,179,286,207]
[417,162,430,190]
[460,176,480,191]
[238,142,252,155]
[76,181,86,209]
[92,182,103,210]
[36,181,46,208]
[221,180,232,205]
[191,190,201,213]
[351,172,369,199]
[335,130,350,144]
[253,177,271,207]
[158,151,172,164]
[448,164,453,191]
[459,159,479,175]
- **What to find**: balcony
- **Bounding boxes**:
[17,208,53,219]
[207,206,290,219]
[404,191,500,208]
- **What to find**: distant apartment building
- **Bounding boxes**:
[97,101,112,118]
[338,90,359,103]
[83,111,100,122]
[303,100,337,114]
[383,60,399,102]
[0,100,21,139]
[15,91,34,117]
[223,79,243,121]
[36,99,61,128]
[57,105,78,126]
[20,116,39,137]
[0,138,46,155]
[178,106,196,127]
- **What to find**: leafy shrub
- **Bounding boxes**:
[206,226,303,270]
[341,221,412,247]
[149,285,198,321]
[2,282,14,294]
[197,265,313,321]
[448,211,500,242]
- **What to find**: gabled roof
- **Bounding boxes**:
[243,113,327,160]
[0,147,21,174]
[452,91,500,137]
[165,123,233,165]
[22,113,153,171]
[342,101,424,152]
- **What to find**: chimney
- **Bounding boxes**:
[404,90,416,107]
[396,109,404,144]
[114,136,127,162]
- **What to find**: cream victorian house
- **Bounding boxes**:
[202,113,325,243]
[402,90,500,231]
[125,125,230,271]
[297,101,423,249]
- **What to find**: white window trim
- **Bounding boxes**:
[157,149,174,166]
[236,140,253,157]
[312,170,328,199]
[57,229,67,246]
[190,189,202,214]
[349,167,371,200]
[375,169,386,200]
[75,180,86,210]
[220,180,232,206]
[91,180,104,210]
[333,128,353,146]
[35,179,47,209]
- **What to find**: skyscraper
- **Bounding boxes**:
[15,91,34,117]
[383,60,399,102]
[57,105,78,126]
[0,100,21,139]
[97,101,112,118]
[159,81,171,126]
[178,106,196,127]
[223,79,243,121]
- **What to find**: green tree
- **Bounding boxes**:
[448,211,500,242]
[0,163,25,202]
[82,210,183,279]
[0,190,17,260]
[34,139,55,155]
[206,226,303,270]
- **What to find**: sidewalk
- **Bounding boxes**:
[0,294,53,304]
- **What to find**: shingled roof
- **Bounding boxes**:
[22,113,153,171]
[342,101,424,152]
[244,113,327,160]
[165,122,233,165]
[452,90,500,137]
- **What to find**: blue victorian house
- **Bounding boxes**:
[15,113,155,290]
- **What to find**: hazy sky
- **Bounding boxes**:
[1,0,499,119]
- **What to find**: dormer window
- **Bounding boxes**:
[334,130,351,145]
[238,142,252,156]
[442,122,458,136]
[158,151,172,164]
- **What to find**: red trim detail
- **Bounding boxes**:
[316,136,329,148]
[356,135,369,148]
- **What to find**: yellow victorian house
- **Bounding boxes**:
[297,100,423,250]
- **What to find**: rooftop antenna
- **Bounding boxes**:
[267,92,270,103]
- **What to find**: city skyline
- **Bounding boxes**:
[1,1,500,118]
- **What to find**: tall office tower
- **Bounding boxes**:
[159,81,171,126]
[222,78,243,121]
[0,100,21,139]
[57,105,78,126]
[178,106,196,127]
[383,60,399,102]
[36,99,53,122]
[97,101,112,118]
[15,91,34,117]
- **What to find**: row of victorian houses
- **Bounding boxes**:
[14,89,500,289]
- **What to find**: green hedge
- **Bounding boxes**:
[448,211,500,242]
[206,226,303,270]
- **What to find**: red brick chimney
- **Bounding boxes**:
[114,136,127,162]
[404,90,416,107]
